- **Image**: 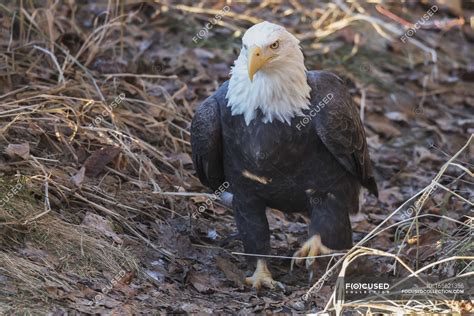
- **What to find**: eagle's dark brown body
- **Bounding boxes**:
[191,70,377,258]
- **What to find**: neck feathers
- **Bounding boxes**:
[225,50,311,125]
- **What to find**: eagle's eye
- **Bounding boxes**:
[269,41,279,49]
[243,44,248,50]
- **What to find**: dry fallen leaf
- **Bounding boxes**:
[367,120,402,138]
[167,152,193,165]
[378,187,404,205]
[83,146,121,177]
[5,143,30,159]
[71,166,86,187]
[188,271,214,293]
[414,146,439,163]
[120,271,135,285]
[215,257,245,288]
[110,304,135,315]
[385,111,408,123]
[81,212,123,244]
[115,281,137,298]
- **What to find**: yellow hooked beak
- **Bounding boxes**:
[248,46,269,82]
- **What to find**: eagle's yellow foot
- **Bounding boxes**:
[245,259,284,291]
[291,234,333,273]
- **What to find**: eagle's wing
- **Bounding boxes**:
[191,93,225,191]
[308,71,378,196]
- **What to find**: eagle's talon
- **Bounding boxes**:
[306,257,315,270]
[291,234,332,272]
[245,259,284,291]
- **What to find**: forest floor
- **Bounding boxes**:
[0,0,473,314]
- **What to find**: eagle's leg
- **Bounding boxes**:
[233,195,282,290]
[292,191,353,275]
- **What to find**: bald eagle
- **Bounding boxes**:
[191,21,377,290]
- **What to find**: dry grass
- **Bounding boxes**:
[0,0,184,311]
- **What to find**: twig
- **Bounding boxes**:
[32,45,65,84]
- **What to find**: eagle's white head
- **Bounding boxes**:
[226,21,311,125]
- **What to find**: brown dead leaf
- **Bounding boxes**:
[110,304,135,315]
[45,285,66,299]
[81,212,122,244]
[215,257,245,288]
[190,195,208,204]
[346,256,379,276]
[367,120,402,138]
[269,209,289,224]
[83,146,121,177]
[212,205,227,215]
[115,282,137,298]
[77,283,97,299]
[188,271,214,293]
[119,271,135,285]
[71,166,86,187]
[414,146,439,163]
[352,219,376,233]
[5,143,30,159]
[167,152,193,166]
[378,187,404,205]
[370,232,393,249]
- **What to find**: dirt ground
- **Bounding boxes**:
[0,0,473,314]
